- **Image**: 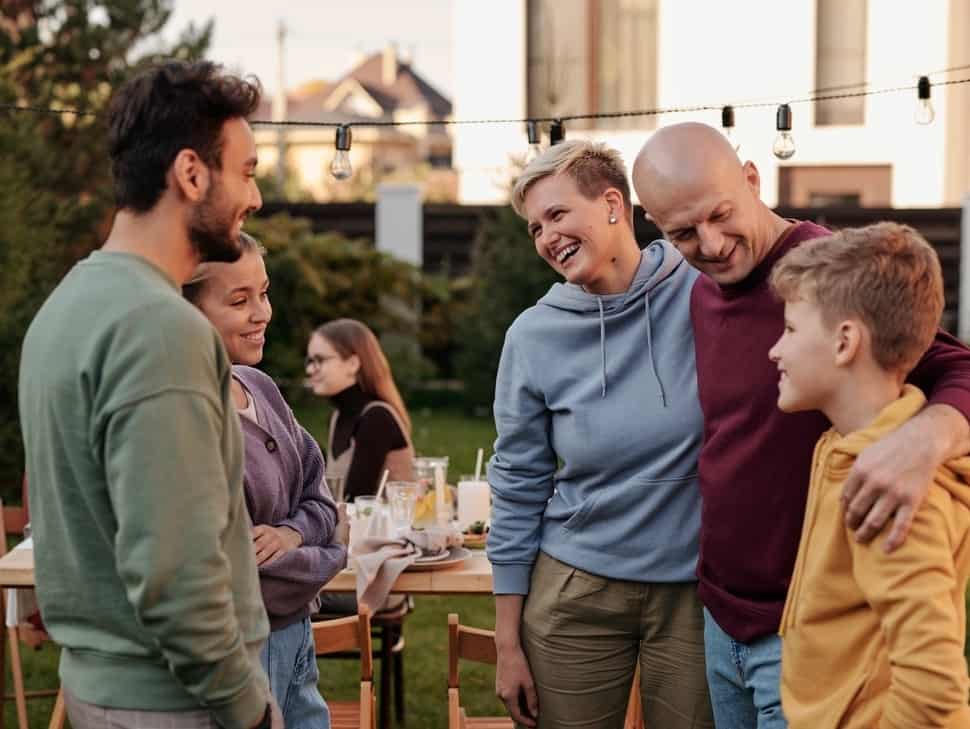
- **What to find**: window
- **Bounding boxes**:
[527,0,658,129]
[778,165,891,208]
[596,0,658,129]
[527,0,591,121]
[815,0,868,125]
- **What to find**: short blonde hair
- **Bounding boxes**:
[770,222,943,375]
[182,231,266,304]
[511,139,632,219]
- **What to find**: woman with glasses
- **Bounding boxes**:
[183,232,346,729]
[305,319,414,503]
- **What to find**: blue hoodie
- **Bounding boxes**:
[487,240,704,595]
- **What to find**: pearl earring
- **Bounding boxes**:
[608,213,617,224]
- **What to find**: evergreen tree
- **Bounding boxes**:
[0,1,212,496]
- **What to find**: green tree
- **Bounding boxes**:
[454,206,560,411]
[244,213,440,402]
[0,1,211,497]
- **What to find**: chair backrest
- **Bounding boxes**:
[448,613,498,689]
[0,498,28,559]
[312,610,373,682]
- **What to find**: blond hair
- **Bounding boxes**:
[770,222,943,375]
[511,139,632,220]
[313,319,412,434]
[182,232,266,304]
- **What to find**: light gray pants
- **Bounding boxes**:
[64,690,219,729]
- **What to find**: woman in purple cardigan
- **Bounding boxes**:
[184,232,346,729]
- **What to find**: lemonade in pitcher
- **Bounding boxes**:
[412,456,455,527]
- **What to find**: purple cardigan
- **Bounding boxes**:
[234,366,347,630]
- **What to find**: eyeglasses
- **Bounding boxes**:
[304,354,338,369]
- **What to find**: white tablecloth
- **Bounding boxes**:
[4,538,37,628]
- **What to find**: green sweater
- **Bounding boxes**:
[18,251,270,729]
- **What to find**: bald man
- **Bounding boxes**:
[632,122,970,729]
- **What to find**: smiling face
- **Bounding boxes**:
[768,298,840,413]
[188,117,263,263]
[194,249,271,365]
[305,333,360,397]
[645,161,772,286]
[523,173,625,293]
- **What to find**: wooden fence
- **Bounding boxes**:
[257,202,962,333]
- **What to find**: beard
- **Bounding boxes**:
[188,179,243,264]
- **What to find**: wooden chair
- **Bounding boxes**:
[313,595,411,729]
[312,610,376,729]
[447,614,645,729]
[0,492,65,729]
[447,613,510,729]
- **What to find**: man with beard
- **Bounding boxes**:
[18,61,280,729]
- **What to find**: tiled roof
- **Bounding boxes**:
[252,49,452,124]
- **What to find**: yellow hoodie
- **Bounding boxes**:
[779,385,970,729]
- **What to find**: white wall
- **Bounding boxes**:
[452,0,528,203]
[452,0,957,207]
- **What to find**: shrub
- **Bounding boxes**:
[453,206,560,411]
[244,213,442,402]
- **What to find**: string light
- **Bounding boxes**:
[6,72,970,184]
[915,75,935,125]
[330,125,352,180]
[721,105,739,153]
[773,104,796,160]
[549,119,565,145]
[525,120,542,162]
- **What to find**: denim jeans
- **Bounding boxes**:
[260,617,330,729]
[703,608,787,729]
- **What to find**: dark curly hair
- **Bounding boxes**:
[107,60,262,212]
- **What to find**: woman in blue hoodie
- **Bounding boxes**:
[488,140,712,729]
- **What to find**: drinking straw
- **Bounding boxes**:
[375,469,390,502]
[474,448,484,481]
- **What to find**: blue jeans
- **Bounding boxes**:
[703,608,786,729]
[260,617,330,729]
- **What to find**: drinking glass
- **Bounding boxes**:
[386,481,419,536]
[412,456,451,527]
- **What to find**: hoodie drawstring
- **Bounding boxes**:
[597,297,607,398]
[644,295,667,407]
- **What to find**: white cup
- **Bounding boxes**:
[457,477,491,532]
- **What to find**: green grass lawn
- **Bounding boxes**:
[6,406,501,728]
[11,404,970,728]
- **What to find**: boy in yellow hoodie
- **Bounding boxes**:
[767,221,970,729]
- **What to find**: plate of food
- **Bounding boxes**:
[405,546,471,572]
[413,547,451,564]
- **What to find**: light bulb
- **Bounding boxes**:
[773,132,796,160]
[721,105,740,153]
[773,104,796,160]
[330,125,353,180]
[915,76,935,125]
[525,120,542,162]
[549,119,565,145]
[330,150,353,180]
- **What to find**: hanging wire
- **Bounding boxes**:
[3,76,970,128]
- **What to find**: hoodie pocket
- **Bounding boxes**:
[560,491,601,533]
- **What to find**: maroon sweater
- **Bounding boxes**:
[693,220,970,642]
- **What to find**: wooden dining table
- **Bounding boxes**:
[0,545,495,595]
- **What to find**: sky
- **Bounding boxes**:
[166,0,454,100]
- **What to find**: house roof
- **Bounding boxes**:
[253,48,452,124]
[342,52,452,117]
